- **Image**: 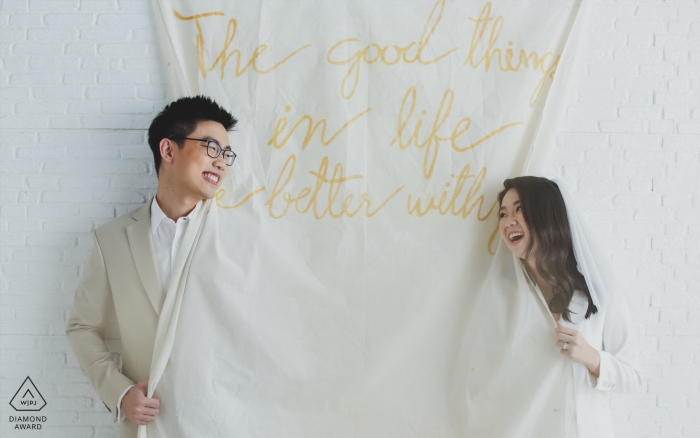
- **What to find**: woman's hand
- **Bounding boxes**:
[555,321,601,377]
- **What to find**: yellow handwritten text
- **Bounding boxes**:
[464,2,560,107]
[174,10,310,79]
[215,186,267,209]
[407,162,497,222]
[391,86,522,179]
[268,106,372,150]
[264,154,404,219]
[326,0,458,100]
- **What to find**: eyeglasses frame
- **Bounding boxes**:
[169,137,237,166]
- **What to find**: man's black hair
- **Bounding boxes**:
[147,95,237,177]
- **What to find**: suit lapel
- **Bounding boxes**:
[126,199,164,315]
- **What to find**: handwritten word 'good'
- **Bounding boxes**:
[391,86,522,180]
[264,154,404,219]
[465,2,560,107]
[326,0,458,100]
[268,105,372,150]
[174,10,310,79]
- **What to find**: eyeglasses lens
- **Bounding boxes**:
[206,142,220,159]
[224,152,235,166]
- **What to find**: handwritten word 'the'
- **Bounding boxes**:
[464,2,561,107]
[391,86,522,180]
[326,0,457,100]
[174,10,310,79]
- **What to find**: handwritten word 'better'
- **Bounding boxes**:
[264,154,404,219]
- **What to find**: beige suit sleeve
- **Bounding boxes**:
[66,231,135,422]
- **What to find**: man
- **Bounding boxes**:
[66,96,238,438]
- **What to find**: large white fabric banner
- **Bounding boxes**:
[146,1,588,436]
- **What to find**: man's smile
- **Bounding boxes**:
[203,171,220,186]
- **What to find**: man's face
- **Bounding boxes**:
[168,120,230,200]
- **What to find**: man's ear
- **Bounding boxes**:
[159,138,176,166]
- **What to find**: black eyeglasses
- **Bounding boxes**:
[171,137,237,166]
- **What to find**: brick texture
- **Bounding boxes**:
[541,0,700,436]
[1,0,699,436]
[1,1,160,436]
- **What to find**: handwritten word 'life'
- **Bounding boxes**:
[391,86,522,180]
[465,2,560,107]
[326,0,458,100]
[174,10,310,79]
[268,105,372,150]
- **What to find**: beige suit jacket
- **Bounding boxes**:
[66,198,164,438]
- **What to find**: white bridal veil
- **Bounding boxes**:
[460,179,615,438]
[555,179,611,311]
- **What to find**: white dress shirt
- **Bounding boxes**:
[535,285,643,437]
[116,196,194,422]
[149,197,193,295]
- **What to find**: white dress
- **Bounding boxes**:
[535,285,644,437]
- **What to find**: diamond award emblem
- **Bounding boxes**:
[10,377,46,411]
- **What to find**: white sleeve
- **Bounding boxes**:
[116,384,135,422]
[586,292,644,393]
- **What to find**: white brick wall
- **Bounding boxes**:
[0,0,698,436]
[1,1,162,436]
[541,0,700,436]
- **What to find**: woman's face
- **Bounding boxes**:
[499,188,532,260]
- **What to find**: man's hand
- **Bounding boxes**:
[121,379,160,425]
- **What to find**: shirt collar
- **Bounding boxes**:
[150,196,200,234]
[150,196,169,235]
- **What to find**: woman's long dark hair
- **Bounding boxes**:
[497,177,598,322]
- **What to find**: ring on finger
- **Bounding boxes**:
[562,342,568,351]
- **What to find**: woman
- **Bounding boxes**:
[497,176,643,437]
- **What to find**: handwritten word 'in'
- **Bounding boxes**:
[391,86,522,180]
[268,105,372,150]
[174,10,310,79]
[326,0,457,100]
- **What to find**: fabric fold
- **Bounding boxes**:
[137,199,213,438]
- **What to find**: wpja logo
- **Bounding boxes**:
[9,377,47,430]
